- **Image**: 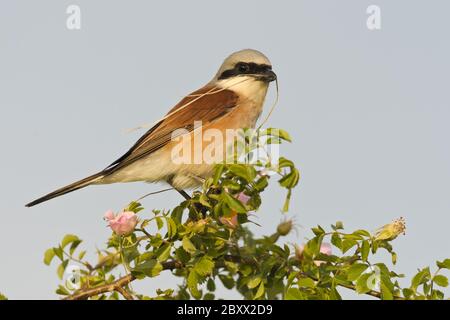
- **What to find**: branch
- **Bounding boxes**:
[63,260,183,300]
[63,254,403,300]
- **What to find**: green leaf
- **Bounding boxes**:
[212,164,225,184]
[381,282,393,300]
[223,192,247,213]
[228,164,256,182]
[240,265,253,277]
[278,170,300,189]
[411,267,431,290]
[78,250,86,260]
[355,273,372,294]
[219,275,235,289]
[433,275,449,287]
[262,128,292,143]
[347,264,369,282]
[182,237,197,254]
[297,277,315,288]
[352,230,371,237]
[155,217,164,230]
[175,247,191,264]
[53,247,64,261]
[55,285,70,296]
[331,232,342,249]
[247,276,262,289]
[203,293,215,300]
[61,234,79,249]
[44,248,56,265]
[207,278,216,292]
[436,259,450,270]
[341,239,358,254]
[194,256,214,277]
[155,243,172,262]
[188,270,202,299]
[69,240,82,256]
[254,282,265,299]
[133,259,163,277]
[361,240,370,261]
[57,260,69,280]
[285,288,304,300]
[391,252,397,265]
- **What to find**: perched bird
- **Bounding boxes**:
[26,49,277,207]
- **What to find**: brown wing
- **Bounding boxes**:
[103,85,239,174]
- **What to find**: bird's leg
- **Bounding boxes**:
[176,188,191,200]
[167,178,191,200]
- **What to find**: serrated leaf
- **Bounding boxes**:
[195,256,214,277]
[182,237,197,254]
[175,247,191,264]
[188,270,202,299]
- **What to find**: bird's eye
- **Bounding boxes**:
[237,63,250,73]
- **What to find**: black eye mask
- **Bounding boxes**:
[218,62,272,80]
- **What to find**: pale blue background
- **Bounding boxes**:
[1,0,449,299]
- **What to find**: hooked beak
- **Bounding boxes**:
[260,69,277,82]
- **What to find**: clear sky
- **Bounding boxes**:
[1,0,449,299]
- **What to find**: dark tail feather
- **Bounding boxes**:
[25,172,104,207]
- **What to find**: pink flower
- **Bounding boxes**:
[104,210,138,236]
[295,243,332,266]
[319,243,332,255]
[236,192,251,205]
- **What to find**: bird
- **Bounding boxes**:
[26,49,277,207]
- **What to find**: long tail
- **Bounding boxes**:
[25,172,104,207]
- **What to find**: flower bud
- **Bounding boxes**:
[277,220,293,236]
